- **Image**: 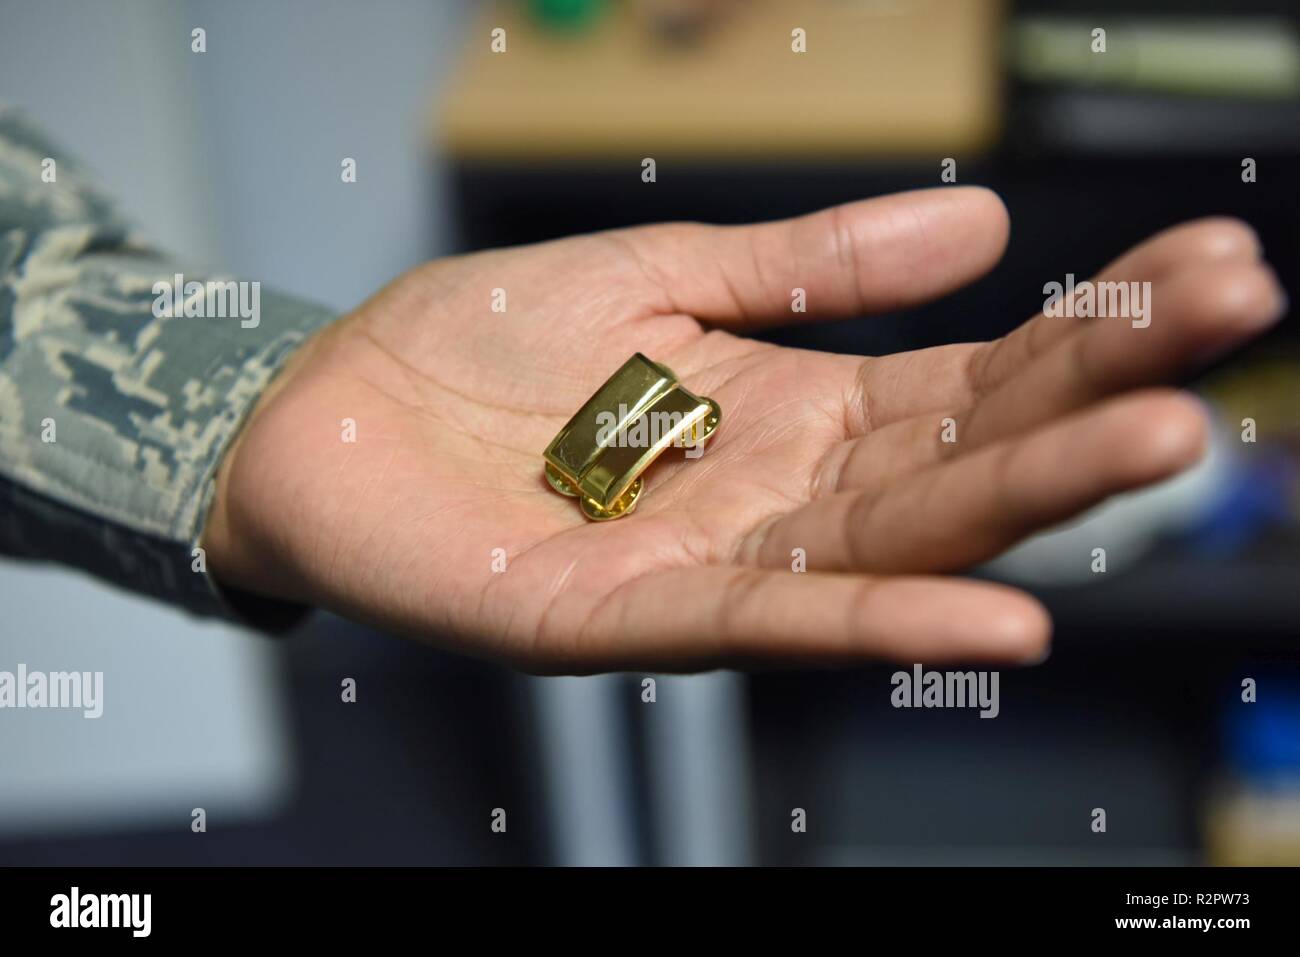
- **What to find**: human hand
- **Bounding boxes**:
[201,187,1285,672]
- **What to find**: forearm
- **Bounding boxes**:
[0,105,336,623]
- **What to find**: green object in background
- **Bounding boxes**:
[1013,17,1300,99]
[530,0,607,31]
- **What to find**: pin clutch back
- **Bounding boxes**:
[543,353,721,521]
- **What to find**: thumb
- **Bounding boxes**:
[622,186,1010,329]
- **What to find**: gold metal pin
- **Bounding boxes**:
[543,353,721,521]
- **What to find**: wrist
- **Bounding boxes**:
[200,322,338,606]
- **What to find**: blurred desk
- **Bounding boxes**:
[439,0,1003,162]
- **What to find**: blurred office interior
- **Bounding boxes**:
[0,0,1298,865]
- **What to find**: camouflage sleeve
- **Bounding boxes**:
[0,107,337,625]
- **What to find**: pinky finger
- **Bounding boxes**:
[560,567,1051,673]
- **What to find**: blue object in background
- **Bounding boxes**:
[1179,451,1295,555]
[1223,674,1300,783]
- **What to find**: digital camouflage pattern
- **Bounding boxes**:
[0,106,336,623]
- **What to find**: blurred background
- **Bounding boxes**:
[1,0,1298,865]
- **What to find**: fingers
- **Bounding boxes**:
[848,217,1264,432]
[752,389,1207,576]
[1102,216,1262,277]
[825,252,1283,494]
[958,259,1285,450]
[559,567,1049,672]
[625,186,1010,328]
[967,216,1264,397]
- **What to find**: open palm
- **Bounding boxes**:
[204,188,1283,672]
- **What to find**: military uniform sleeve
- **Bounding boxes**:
[0,106,337,625]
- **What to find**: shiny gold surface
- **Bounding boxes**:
[543,354,721,521]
